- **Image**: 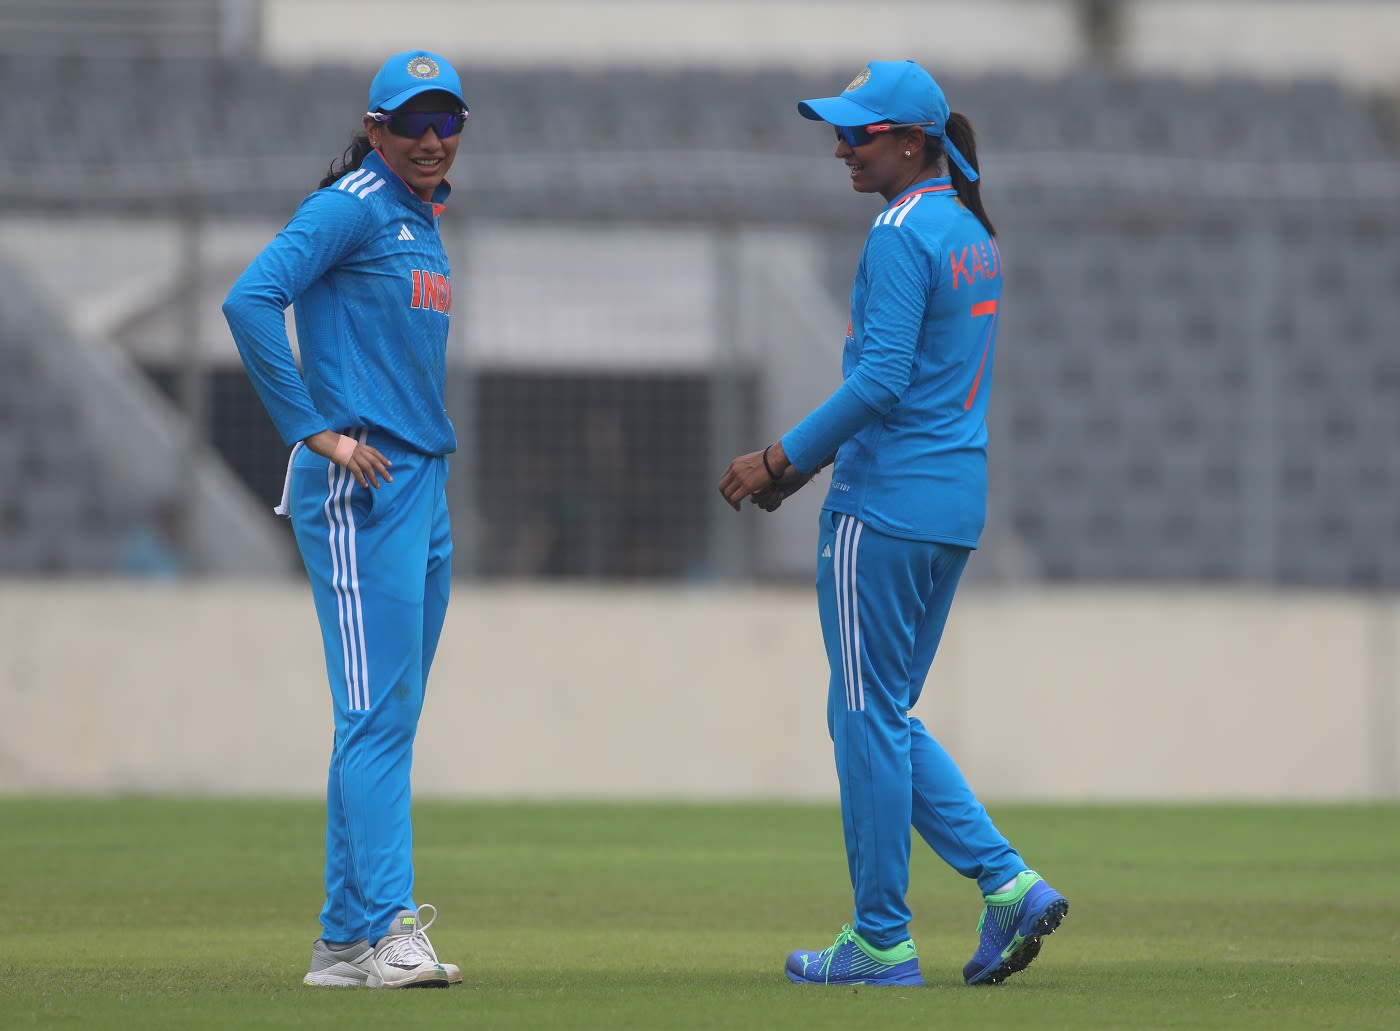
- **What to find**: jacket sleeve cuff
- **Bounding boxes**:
[781,383,880,473]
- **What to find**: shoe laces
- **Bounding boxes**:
[377,903,442,968]
[827,925,857,954]
[811,924,857,976]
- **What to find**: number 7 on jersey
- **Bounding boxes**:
[963,299,998,410]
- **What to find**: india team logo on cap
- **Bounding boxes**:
[407,55,441,80]
[843,67,871,93]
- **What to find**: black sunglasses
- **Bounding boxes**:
[369,108,469,139]
[834,122,936,148]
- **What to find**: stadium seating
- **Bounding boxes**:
[0,287,128,574]
[1,58,1387,213]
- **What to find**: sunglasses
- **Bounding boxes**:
[369,108,469,139]
[834,122,936,148]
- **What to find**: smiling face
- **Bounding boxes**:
[364,90,464,201]
[834,125,927,202]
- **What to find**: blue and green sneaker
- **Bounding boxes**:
[963,870,1068,985]
[785,924,924,986]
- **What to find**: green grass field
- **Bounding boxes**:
[1,800,1397,1029]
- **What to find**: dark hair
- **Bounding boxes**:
[915,112,996,237]
[320,131,375,189]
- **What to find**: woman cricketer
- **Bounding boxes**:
[720,59,1068,988]
[223,50,469,989]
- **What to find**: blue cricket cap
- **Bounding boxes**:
[368,50,466,112]
[798,59,978,182]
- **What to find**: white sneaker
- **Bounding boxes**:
[406,903,463,986]
[304,938,376,987]
[365,904,457,989]
[302,905,461,988]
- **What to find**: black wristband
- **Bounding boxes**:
[762,444,783,481]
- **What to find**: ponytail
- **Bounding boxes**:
[939,113,996,237]
[319,131,375,189]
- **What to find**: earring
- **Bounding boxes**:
[904,151,912,157]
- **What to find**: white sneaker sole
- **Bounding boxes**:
[303,968,370,987]
[367,963,452,989]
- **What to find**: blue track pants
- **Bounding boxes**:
[285,430,452,944]
[817,511,1025,949]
